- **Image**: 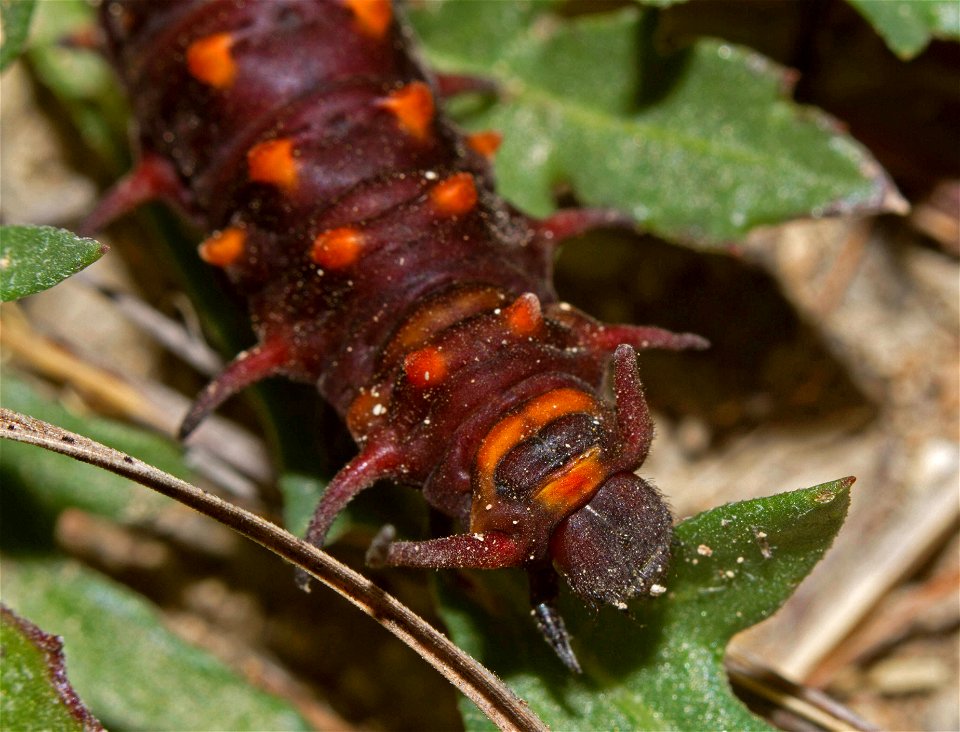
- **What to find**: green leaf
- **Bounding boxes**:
[0,0,36,71]
[848,0,960,59]
[2,557,310,731]
[280,471,326,538]
[0,375,183,549]
[437,477,852,730]
[0,226,106,302]
[0,604,101,731]
[410,2,901,244]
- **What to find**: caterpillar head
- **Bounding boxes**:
[473,345,672,607]
[549,472,672,608]
[468,345,672,673]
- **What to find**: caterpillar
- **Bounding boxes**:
[88,0,707,673]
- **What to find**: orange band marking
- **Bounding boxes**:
[186,33,236,89]
[379,81,434,141]
[472,388,601,529]
[199,227,245,267]
[466,131,502,158]
[385,287,503,362]
[247,138,298,191]
[311,227,364,269]
[534,447,605,514]
[345,0,392,38]
[403,347,448,388]
[430,173,477,217]
[476,388,595,481]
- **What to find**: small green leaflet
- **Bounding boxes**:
[0,0,36,71]
[0,225,106,302]
[848,0,960,59]
[0,605,101,731]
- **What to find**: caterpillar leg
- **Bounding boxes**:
[529,566,581,674]
[367,527,582,672]
[366,526,525,569]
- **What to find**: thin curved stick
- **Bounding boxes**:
[0,408,548,732]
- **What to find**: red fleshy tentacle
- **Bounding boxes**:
[530,208,636,250]
[297,439,403,590]
[611,344,654,469]
[588,323,709,352]
[434,73,498,99]
[179,337,291,439]
[302,439,402,550]
[80,153,190,235]
[545,302,709,353]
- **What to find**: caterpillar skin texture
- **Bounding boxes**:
[92,0,706,672]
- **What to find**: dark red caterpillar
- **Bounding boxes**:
[88,0,706,672]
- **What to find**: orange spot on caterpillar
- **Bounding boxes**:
[403,347,448,388]
[379,81,434,141]
[345,0,392,38]
[347,389,389,437]
[466,131,502,158]
[311,227,364,269]
[199,227,245,267]
[247,138,298,190]
[186,33,236,89]
[504,294,542,337]
[430,173,477,217]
